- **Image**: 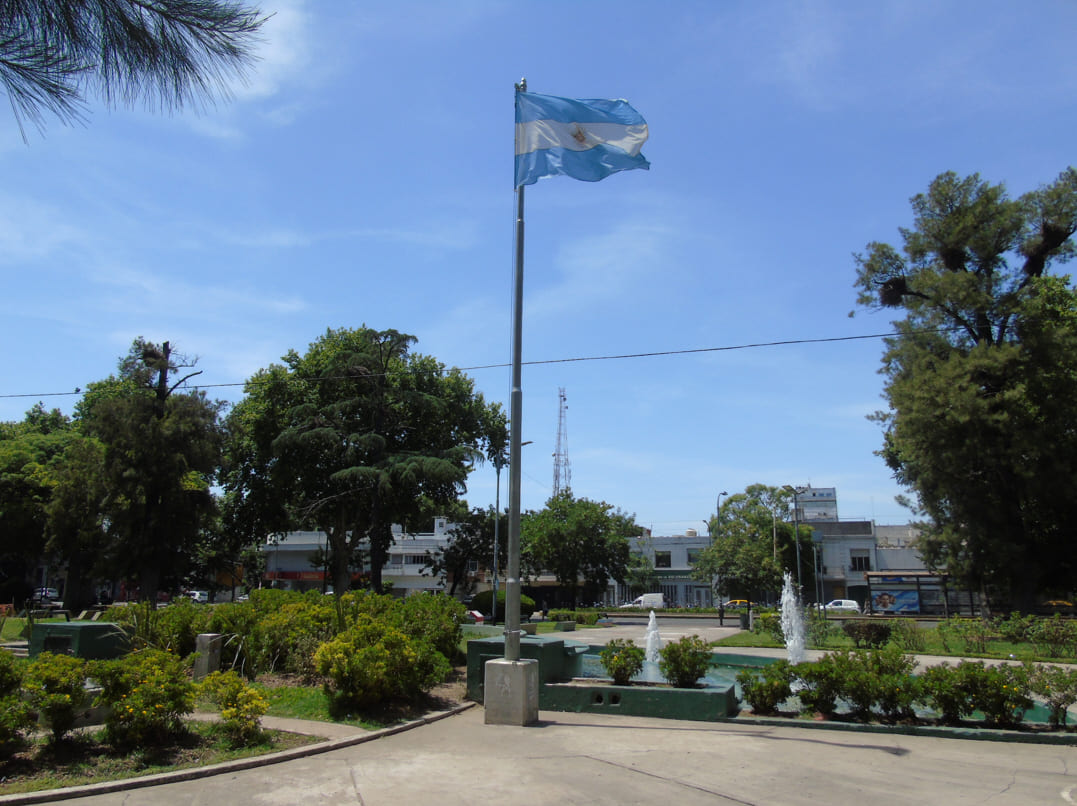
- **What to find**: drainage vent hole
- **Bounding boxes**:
[592,692,605,705]
[610,693,621,705]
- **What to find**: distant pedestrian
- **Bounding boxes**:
[718,602,725,624]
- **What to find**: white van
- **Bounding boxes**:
[621,593,666,609]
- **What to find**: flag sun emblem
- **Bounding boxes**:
[570,124,589,145]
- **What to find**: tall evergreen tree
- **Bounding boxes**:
[0,0,266,137]
[854,168,1077,610]
[80,339,224,602]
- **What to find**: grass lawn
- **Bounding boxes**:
[255,682,387,730]
[0,721,318,795]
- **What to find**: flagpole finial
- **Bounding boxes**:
[515,77,526,93]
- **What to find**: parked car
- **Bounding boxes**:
[187,590,209,604]
[815,599,861,613]
[721,600,750,609]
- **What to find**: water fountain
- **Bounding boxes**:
[639,610,666,682]
[779,571,806,665]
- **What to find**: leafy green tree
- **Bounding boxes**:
[80,339,224,603]
[423,505,503,597]
[854,168,1077,611]
[42,436,109,612]
[0,409,75,605]
[521,490,638,608]
[0,0,266,137]
[693,484,810,606]
[223,327,507,595]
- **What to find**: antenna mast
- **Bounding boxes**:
[552,387,571,496]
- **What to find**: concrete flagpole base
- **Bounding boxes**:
[483,658,539,725]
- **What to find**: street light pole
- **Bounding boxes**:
[492,456,503,624]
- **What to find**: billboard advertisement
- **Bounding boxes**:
[870,589,920,614]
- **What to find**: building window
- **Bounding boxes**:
[686,548,701,566]
[850,549,871,572]
[655,551,671,568]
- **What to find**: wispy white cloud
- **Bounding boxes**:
[91,264,308,317]
[0,194,89,263]
[217,219,480,251]
[527,219,673,320]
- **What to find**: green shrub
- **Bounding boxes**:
[736,660,793,715]
[939,617,992,655]
[400,593,466,660]
[0,650,31,756]
[469,589,536,620]
[91,649,195,747]
[658,635,711,688]
[548,609,574,622]
[918,661,1031,728]
[23,652,89,743]
[805,611,840,648]
[967,662,1031,728]
[1028,663,1077,728]
[1030,614,1077,658]
[150,598,212,656]
[918,663,970,725]
[249,596,336,676]
[600,639,645,686]
[199,670,269,747]
[994,613,1037,644]
[751,612,783,642]
[206,601,261,678]
[313,615,451,714]
[793,658,843,717]
[842,620,893,648]
[888,618,926,652]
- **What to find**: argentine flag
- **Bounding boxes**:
[515,91,649,188]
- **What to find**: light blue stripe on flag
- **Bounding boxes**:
[515,91,649,187]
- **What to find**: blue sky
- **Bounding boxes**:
[2,1,1075,534]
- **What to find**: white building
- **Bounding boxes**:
[262,517,464,597]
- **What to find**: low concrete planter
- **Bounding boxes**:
[541,681,738,721]
[554,621,576,631]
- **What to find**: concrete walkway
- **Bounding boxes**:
[22,703,1077,806]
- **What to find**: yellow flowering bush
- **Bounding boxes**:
[23,652,88,743]
[199,670,268,746]
[91,649,195,747]
[313,615,451,714]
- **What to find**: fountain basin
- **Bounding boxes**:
[542,680,737,720]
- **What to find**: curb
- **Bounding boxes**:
[722,712,1077,744]
[0,702,477,805]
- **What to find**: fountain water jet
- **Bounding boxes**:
[639,610,666,682]
[779,571,806,665]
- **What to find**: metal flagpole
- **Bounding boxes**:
[504,77,527,663]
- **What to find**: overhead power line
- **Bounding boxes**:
[0,329,927,402]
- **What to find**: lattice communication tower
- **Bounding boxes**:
[552,387,571,496]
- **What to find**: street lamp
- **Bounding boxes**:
[492,441,531,624]
[783,485,803,591]
[714,491,728,539]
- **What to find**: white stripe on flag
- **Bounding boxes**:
[515,119,649,157]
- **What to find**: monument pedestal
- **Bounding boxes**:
[483,658,539,725]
